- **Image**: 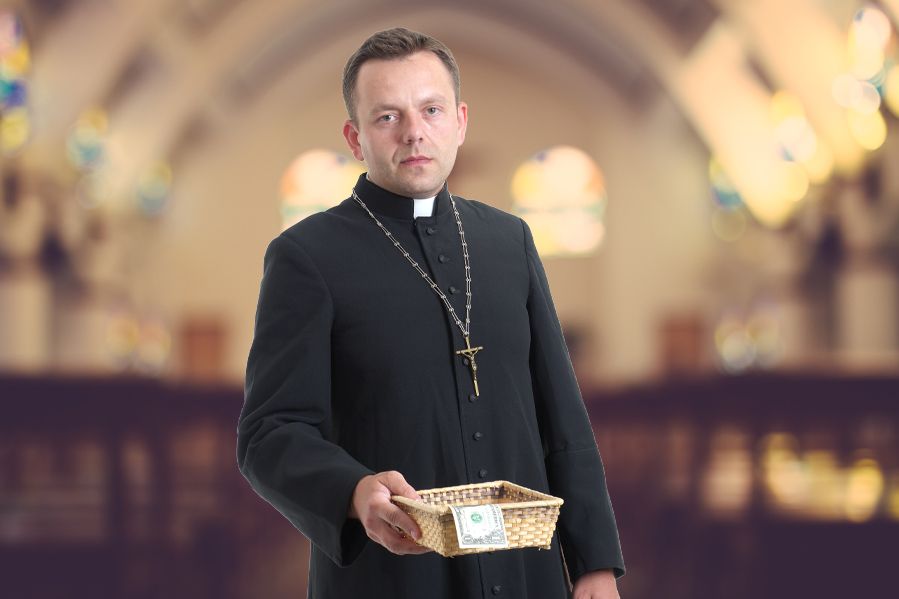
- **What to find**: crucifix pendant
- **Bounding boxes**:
[455,335,484,396]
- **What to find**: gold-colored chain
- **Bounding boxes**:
[351,188,473,339]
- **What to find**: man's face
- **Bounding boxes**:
[343,51,468,198]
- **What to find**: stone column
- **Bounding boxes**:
[0,188,51,372]
[834,177,899,367]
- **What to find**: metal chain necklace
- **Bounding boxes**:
[351,187,484,396]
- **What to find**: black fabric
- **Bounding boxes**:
[237,173,625,598]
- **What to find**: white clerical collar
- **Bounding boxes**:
[413,196,436,219]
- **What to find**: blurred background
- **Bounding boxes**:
[1,0,898,597]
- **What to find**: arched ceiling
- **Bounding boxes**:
[13,0,715,171]
[8,0,898,227]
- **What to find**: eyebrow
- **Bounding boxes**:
[369,95,450,114]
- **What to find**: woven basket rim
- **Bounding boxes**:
[390,479,563,516]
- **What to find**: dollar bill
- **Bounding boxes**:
[450,504,509,549]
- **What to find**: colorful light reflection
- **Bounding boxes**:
[759,433,891,522]
[137,161,173,217]
[281,149,363,230]
[67,108,109,171]
[0,9,29,154]
[511,146,607,257]
[714,304,783,373]
[105,308,172,375]
[831,5,895,154]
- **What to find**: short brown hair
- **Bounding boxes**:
[342,27,461,122]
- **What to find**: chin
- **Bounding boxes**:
[400,180,442,198]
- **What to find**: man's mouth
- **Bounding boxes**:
[401,155,431,166]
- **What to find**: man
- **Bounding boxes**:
[237,27,625,599]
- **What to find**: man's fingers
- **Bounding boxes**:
[387,530,431,554]
[382,503,422,540]
[355,470,429,554]
[369,520,431,555]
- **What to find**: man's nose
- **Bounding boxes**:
[402,113,424,143]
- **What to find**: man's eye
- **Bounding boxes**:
[380,114,396,122]
[426,107,440,115]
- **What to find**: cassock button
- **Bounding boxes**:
[462,357,470,366]
[449,285,459,294]
[473,432,483,441]
[491,585,502,595]
[438,254,449,263]
[426,226,437,235]
[478,469,488,479]
[468,393,477,402]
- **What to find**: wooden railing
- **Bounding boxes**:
[1,372,896,599]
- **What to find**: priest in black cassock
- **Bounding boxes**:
[237,27,625,599]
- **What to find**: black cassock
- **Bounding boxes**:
[237,174,625,598]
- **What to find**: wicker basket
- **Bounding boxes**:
[390,480,563,557]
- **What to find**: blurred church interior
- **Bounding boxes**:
[1,0,898,597]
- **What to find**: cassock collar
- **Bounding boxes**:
[352,173,452,221]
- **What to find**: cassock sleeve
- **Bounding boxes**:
[236,233,374,567]
[522,219,626,582]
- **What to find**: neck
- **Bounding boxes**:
[364,173,442,199]
[351,173,451,221]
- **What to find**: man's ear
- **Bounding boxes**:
[456,101,469,147]
[343,119,365,162]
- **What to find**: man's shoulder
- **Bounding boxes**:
[277,202,354,249]
[455,195,525,232]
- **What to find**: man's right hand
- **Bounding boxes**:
[348,470,432,555]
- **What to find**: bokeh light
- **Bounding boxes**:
[0,75,25,108]
[0,9,29,155]
[760,432,892,522]
[105,309,172,375]
[0,104,28,153]
[137,161,173,217]
[775,115,818,161]
[851,80,881,114]
[833,60,891,114]
[709,157,743,208]
[829,5,895,164]
[884,63,899,116]
[761,433,808,512]
[67,108,109,171]
[714,315,756,373]
[281,149,363,230]
[770,91,818,162]
[0,38,28,77]
[844,455,884,522]
[511,145,607,256]
[853,4,892,48]
[847,108,887,150]
[709,149,809,229]
[848,4,891,79]
[714,303,783,373]
[767,92,824,201]
[512,145,604,210]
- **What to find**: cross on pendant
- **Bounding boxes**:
[455,335,484,396]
